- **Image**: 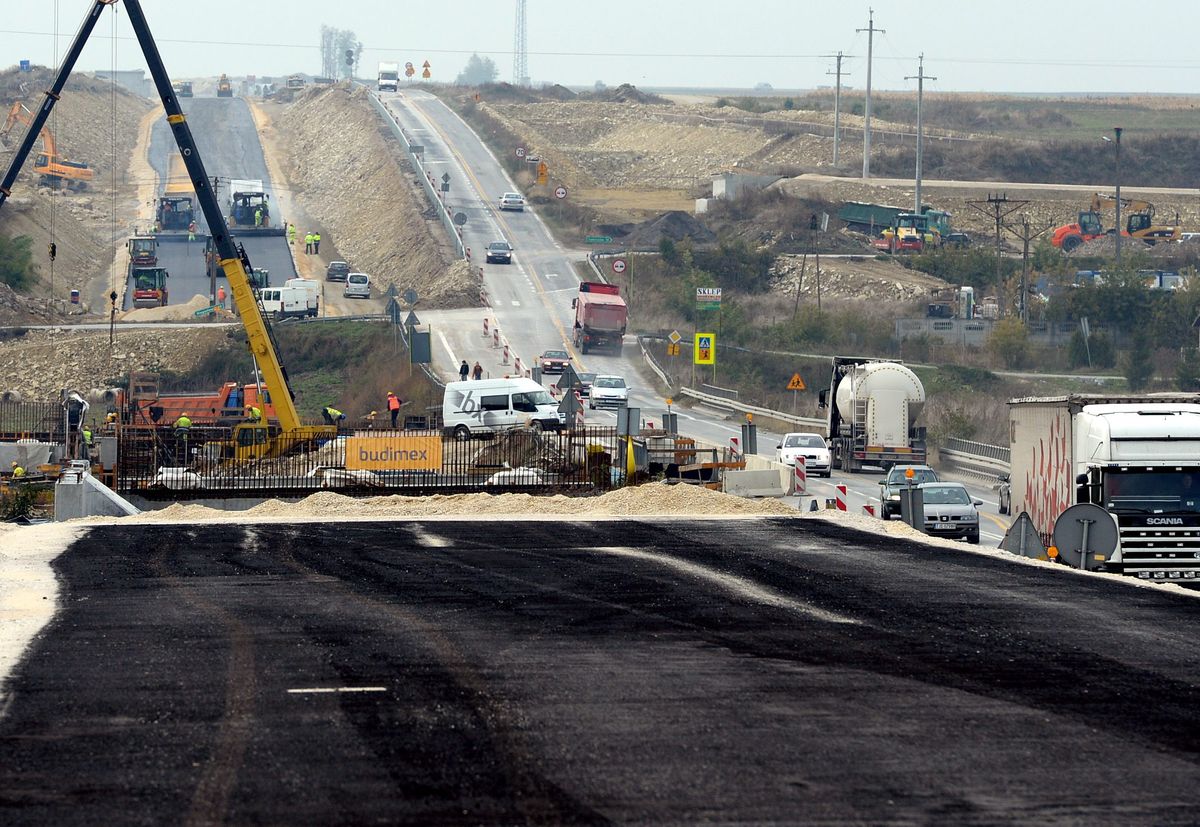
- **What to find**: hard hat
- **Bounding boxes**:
[10,461,17,466]
[387,391,395,395]
[181,411,188,416]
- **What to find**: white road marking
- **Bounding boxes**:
[591,546,860,625]
[545,272,558,278]
[437,330,458,366]
[511,300,521,306]
[410,527,452,547]
[287,687,388,695]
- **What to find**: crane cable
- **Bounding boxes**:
[48,0,58,304]
[109,3,118,346]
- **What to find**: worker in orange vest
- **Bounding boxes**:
[387,391,402,429]
[216,284,227,309]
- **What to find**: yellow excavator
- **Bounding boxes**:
[1,102,94,190]
[1052,192,1181,251]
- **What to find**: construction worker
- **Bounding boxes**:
[313,231,321,255]
[82,425,94,453]
[387,391,402,428]
[304,232,313,255]
[10,461,25,478]
[287,223,296,246]
[188,220,197,242]
[244,405,262,423]
[322,405,346,426]
[254,207,263,228]
[173,412,192,432]
[217,284,227,309]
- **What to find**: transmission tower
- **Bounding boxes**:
[513,0,530,87]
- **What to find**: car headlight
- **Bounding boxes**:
[888,494,900,501]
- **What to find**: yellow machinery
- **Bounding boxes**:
[1,102,94,190]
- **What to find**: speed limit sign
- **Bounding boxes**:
[516,146,526,158]
[554,185,567,199]
[611,258,627,274]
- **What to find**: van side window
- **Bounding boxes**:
[512,392,539,413]
[480,394,509,411]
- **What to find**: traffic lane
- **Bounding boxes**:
[3,521,1200,824]
[133,237,209,309]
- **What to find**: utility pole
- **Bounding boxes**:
[825,51,852,167]
[1005,213,1053,325]
[905,54,935,214]
[857,9,883,179]
[966,193,1028,319]
[1113,126,1123,269]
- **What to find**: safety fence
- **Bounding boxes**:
[115,424,635,498]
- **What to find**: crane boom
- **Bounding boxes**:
[0,0,330,448]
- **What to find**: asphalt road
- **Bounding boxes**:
[2,518,1199,824]
[137,97,294,307]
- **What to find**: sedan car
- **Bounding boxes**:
[775,432,831,477]
[539,349,570,374]
[878,464,939,520]
[498,191,526,211]
[325,260,350,282]
[919,482,982,544]
[571,371,596,398]
[485,240,512,264]
[589,375,628,409]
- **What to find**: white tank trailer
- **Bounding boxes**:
[819,356,926,472]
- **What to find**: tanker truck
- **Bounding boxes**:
[818,356,926,473]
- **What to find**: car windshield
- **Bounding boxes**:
[543,351,567,359]
[784,435,824,448]
[504,193,522,199]
[520,390,554,407]
[577,373,595,384]
[489,242,509,250]
[888,468,937,485]
[922,486,972,505]
[595,377,625,389]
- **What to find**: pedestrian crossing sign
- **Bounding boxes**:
[787,373,806,391]
[694,332,715,365]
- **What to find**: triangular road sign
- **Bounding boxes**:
[787,373,806,391]
[556,364,579,390]
[404,310,421,328]
[558,392,583,416]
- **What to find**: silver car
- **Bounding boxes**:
[919,482,982,544]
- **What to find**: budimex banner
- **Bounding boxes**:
[345,436,443,471]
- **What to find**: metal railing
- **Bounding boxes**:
[115,424,630,498]
[938,438,1010,479]
[0,401,67,443]
[678,387,826,430]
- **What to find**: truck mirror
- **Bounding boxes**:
[571,298,577,309]
[1075,473,1088,485]
[817,389,828,409]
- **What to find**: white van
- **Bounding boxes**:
[258,285,317,319]
[284,278,321,316]
[344,272,370,299]
[443,377,564,439]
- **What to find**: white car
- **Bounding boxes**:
[776,432,832,477]
[499,191,526,211]
[589,375,628,409]
[343,272,370,299]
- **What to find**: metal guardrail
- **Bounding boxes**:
[637,336,673,389]
[937,444,1010,481]
[701,383,739,401]
[944,437,1010,465]
[678,387,826,430]
[366,92,465,258]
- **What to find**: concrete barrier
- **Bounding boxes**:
[54,461,140,520]
[723,469,789,498]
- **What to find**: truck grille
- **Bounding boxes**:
[1116,520,1200,580]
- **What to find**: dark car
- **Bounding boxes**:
[539,349,570,374]
[878,464,939,520]
[994,472,1011,515]
[943,231,971,248]
[325,260,350,282]
[572,371,596,398]
[485,241,512,264]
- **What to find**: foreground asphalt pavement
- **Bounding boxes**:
[3,517,1200,824]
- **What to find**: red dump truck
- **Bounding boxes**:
[572,282,628,355]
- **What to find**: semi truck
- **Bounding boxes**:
[818,356,927,473]
[1008,394,1200,581]
[377,62,400,92]
[571,282,628,355]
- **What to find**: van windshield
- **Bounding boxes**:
[515,390,554,408]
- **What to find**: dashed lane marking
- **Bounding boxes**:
[287,687,388,695]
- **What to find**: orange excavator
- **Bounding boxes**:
[1,102,94,190]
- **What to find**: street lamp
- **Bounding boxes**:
[1102,127,1123,267]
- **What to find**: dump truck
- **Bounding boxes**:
[377,61,400,92]
[216,73,233,97]
[117,371,277,426]
[571,282,628,355]
[818,356,927,473]
[1008,394,1200,581]
[130,266,169,308]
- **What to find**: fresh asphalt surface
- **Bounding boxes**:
[3,518,1200,824]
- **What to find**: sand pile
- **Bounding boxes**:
[120,294,227,322]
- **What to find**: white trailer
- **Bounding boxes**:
[1009,394,1200,581]
[377,62,400,92]
[819,356,926,472]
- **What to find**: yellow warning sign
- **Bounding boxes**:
[537,161,548,185]
[787,373,806,391]
[694,332,715,365]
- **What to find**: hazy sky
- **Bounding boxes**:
[1,1,1196,95]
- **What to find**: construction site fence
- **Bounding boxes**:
[115,424,648,498]
[0,400,67,443]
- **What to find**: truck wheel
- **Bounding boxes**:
[613,343,623,357]
[452,425,471,441]
[1061,234,1084,253]
[580,342,589,355]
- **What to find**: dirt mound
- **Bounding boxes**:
[540,84,577,101]
[0,326,230,400]
[273,84,477,309]
[1067,235,1151,258]
[584,84,670,106]
[618,211,717,249]
[120,294,225,322]
[769,254,948,302]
